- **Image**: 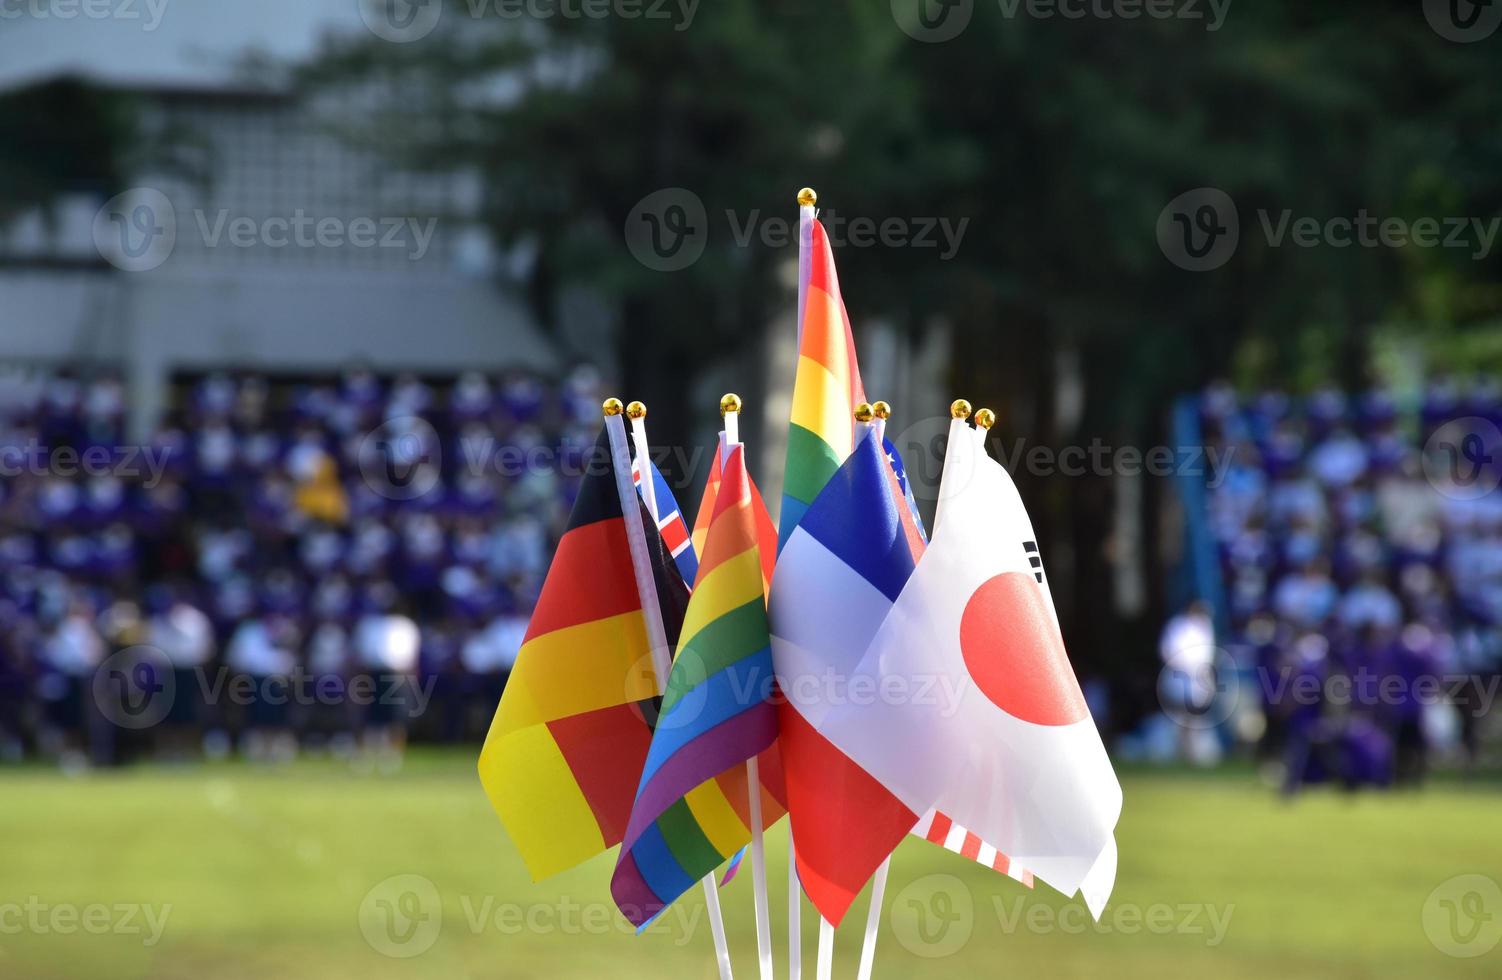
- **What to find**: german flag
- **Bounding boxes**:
[479,425,690,881]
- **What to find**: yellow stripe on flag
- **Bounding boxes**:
[684,779,750,858]
[678,549,764,646]
[478,722,604,881]
[789,354,853,459]
[494,610,655,732]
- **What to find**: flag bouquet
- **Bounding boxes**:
[478,189,1121,979]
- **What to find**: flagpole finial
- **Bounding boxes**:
[797,187,817,208]
[950,398,972,420]
[720,393,743,416]
[853,402,874,423]
[602,397,624,417]
[974,407,996,430]
[626,400,647,420]
[871,400,891,420]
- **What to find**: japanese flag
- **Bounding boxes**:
[818,419,1120,917]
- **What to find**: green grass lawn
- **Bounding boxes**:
[0,751,1497,978]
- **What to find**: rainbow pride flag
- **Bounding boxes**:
[612,444,782,927]
[779,218,866,548]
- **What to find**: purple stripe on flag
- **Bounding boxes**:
[621,702,778,850]
[610,851,665,928]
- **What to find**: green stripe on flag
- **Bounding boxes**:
[656,797,727,877]
[782,423,841,507]
[661,599,769,714]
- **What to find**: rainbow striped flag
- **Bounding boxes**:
[612,444,782,927]
[478,425,690,881]
[693,433,778,593]
[779,218,866,548]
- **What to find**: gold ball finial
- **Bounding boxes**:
[853,402,874,423]
[602,397,624,417]
[625,400,647,420]
[797,187,817,208]
[974,408,996,430]
[871,400,891,420]
[950,398,972,420]
[719,393,742,416]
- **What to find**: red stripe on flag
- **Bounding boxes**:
[926,812,953,846]
[524,518,639,640]
[546,702,654,847]
[960,833,983,862]
[780,705,915,927]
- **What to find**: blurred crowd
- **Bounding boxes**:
[0,365,608,769]
[1190,378,1502,788]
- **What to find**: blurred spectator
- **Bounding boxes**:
[0,364,604,767]
[1197,378,1502,790]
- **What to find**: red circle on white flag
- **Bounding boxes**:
[958,572,1088,726]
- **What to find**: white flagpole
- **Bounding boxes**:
[855,858,891,980]
[815,918,835,980]
[797,187,817,346]
[853,402,893,980]
[610,399,733,980]
[787,830,802,980]
[722,394,773,980]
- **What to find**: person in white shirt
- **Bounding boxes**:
[353,601,422,772]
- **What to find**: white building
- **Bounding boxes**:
[0,1,560,436]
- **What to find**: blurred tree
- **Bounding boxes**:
[305,1,1502,689]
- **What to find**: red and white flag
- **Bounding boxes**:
[819,418,1121,917]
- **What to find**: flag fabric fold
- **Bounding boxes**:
[612,444,784,927]
[478,425,690,881]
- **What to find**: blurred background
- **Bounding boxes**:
[1,2,1500,978]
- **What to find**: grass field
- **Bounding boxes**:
[0,751,1497,979]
